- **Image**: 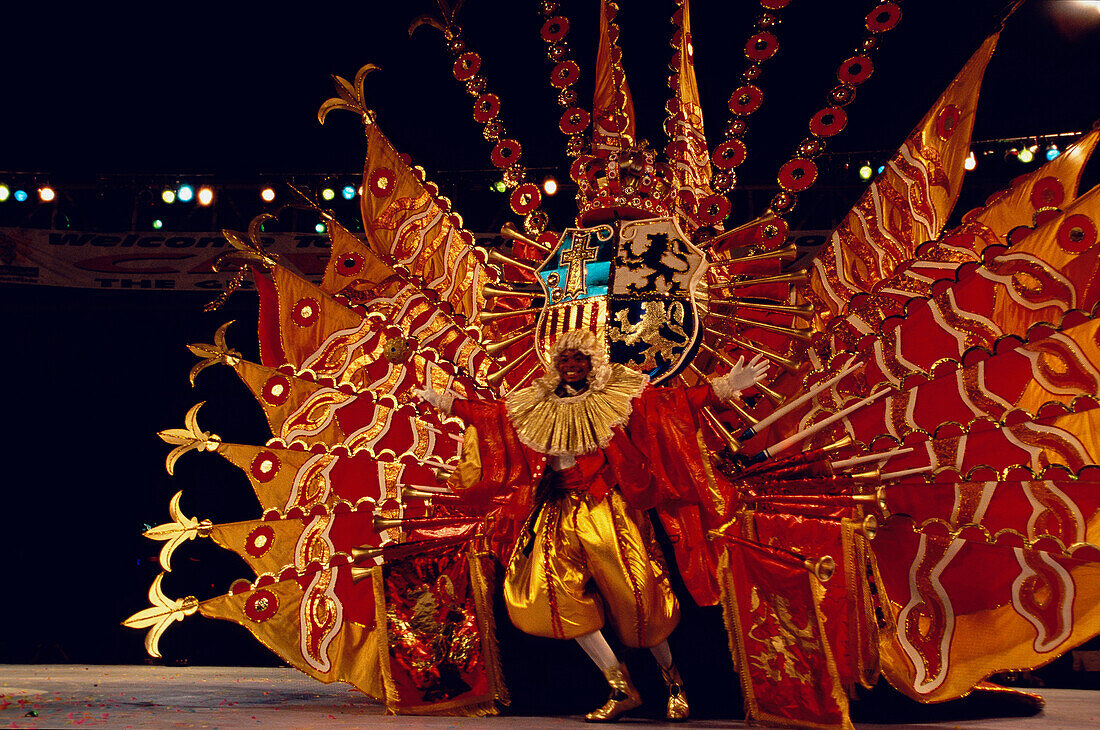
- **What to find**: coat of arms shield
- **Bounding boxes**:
[533,216,706,384]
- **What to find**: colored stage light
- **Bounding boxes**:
[964,151,977,171]
[342,185,356,200]
[492,180,507,193]
[162,189,176,204]
[1017,147,1034,163]
[153,219,164,230]
[261,187,276,202]
[858,164,872,181]
[877,165,885,174]
[315,223,326,234]
[543,177,558,196]
[14,189,28,202]
[1045,144,1060,161]
[321,187,335,201]
[0,184,10,202]
[38,186,56,202]
[197,186,214,206]
[178,184,194,202]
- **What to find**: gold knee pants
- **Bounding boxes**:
[503,488,679,648]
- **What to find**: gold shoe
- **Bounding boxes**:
[659,662,690,721]
[585,663,642,722]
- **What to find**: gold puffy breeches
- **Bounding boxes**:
[503,488,679,648]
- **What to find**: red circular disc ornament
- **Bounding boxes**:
[452,52,481,81]
[510,183,542,215]
[758,217,790,244]
[291,297,320,327]
[541,16,569,42]
[250,451,281,482]
[368,168,396,198]
[550,60,580,88]
[771,191,795,213]
[245,525,275,558]
[472,94,500,123]
[335,252,364,277]
[1057,214,1097,254]
[244,589,279,622]
[809,107,848,138]
[559,107,590,134]
[713,139,748,169]
[697,195,731,225]
[865,3,902,33]
[744,32,779,61]
[837,55,874,86]
[760,0,791,8]
[935,105,962,140]
[262,375,291,406]
[777,158,818,192]
[491,139,523,168]
[1030,176,1065,209]
[524,210,549,236]
[728,85,763,116]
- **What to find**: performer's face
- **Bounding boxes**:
[556,349,592,385]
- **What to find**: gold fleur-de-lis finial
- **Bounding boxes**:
[142,491,212,572]
[318,64,380,126]
[408,1,466,39]
[121,572,200,658]
[187,321,242,385]
[220,213,279,270]
[158,402,222,475]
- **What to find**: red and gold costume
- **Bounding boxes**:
[448,362,735,647]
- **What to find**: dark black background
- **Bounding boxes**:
[1,0,1098,714]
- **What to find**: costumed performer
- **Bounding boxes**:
[415,329,767,722]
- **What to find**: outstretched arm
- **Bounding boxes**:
[708,353,769,403]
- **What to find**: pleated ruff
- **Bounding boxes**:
[503,488,679,648]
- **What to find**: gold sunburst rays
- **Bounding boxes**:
[187,321,242,385]
[317,64,380,126]
[142,491,212,572]
[158,402,222,476]
[121,572,200,659]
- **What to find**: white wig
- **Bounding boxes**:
[541,328,613,392]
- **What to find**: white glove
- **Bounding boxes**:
[710,354,769,402]
[412,384,454,414]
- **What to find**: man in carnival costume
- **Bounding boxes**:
[416,328,767,722]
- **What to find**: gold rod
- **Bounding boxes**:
[501,221,552,253]
[479,306,542,324]
[486,248,537,274]
[483,326,536,357]
[484,346,536,387]
[704,327,801,373]
[708,310,812,341]
[708,243,798,269]
[720,298,814,319]
[482,282,541,300]
[714,270,809,292]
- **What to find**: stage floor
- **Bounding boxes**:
[0,665,1096,728]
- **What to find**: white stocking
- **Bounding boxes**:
[650,639,673,670]
[575,630,619,673]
